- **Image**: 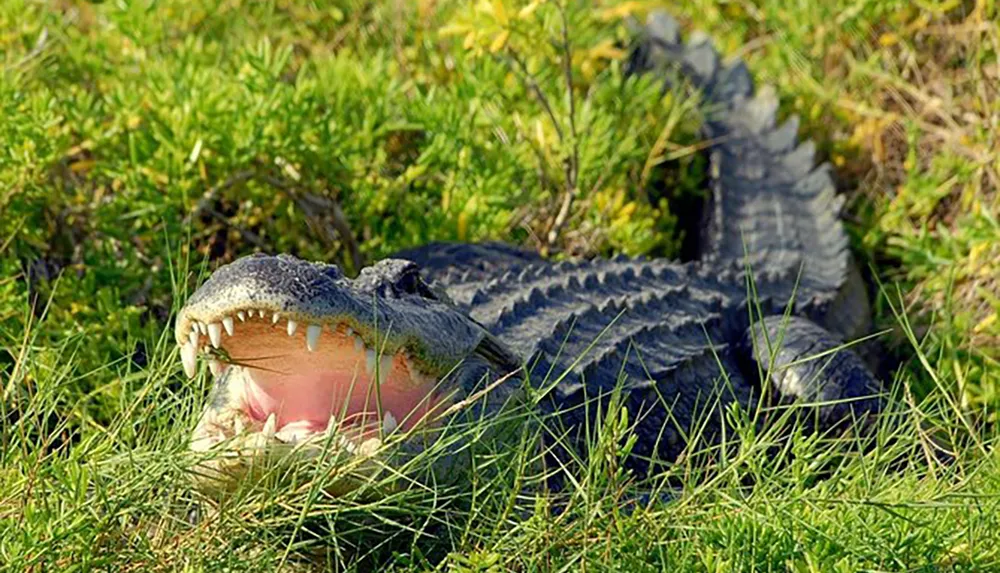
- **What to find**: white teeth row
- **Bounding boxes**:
[222,410,399,447]
[180,312,395,382]
[186,313,339,353]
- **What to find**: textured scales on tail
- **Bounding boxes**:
[629,13,851,307]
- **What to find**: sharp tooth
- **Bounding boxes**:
[379,356,393,385]
[365,349,376,375]
[180,342,197,378]
[382,411,397,434]
[359,438,381,456]
[306,324,321,352]
[353,335,364,353]
[188,330,199,347]
[207,322,223,348]
[262,413,277,439]
[209,360,223,376]
[237,311,246,322]
[276,421,314,444]
[233,416,245,435]
[222,316,234,336]
[272,312,280,324]
[274,428,295,444]
[287,319,298,336]
[243,432,268,452]
[341,435,357,454]
[197,322,208,335]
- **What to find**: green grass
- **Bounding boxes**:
[3,283,999,570]
[2,0,999,570]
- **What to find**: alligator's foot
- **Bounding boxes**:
[739,316,885,433]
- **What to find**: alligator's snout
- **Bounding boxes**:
[177,254,517,487]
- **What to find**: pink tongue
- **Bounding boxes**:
[245,372,394,430]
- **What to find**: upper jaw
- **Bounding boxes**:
[175,254,496,374]
[175,302,422,384]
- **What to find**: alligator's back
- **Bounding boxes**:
[398,12,868,339]
[395,13,883,474]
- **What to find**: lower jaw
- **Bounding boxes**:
[188,435,388,496]
[188,400,395,494]
[189,410,386,456]
[188,365,445,490]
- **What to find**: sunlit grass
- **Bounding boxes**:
[2,0,999,570]
[2,251,999,570]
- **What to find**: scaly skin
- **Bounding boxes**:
[177,12,884,491]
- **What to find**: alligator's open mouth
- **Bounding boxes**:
[175,254,518,491]
[179,307,448,459]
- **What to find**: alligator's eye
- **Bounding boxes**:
[393,266,439,299]
[318,263,345,282]
[356,259,439,300]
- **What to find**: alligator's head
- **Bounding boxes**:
[176,254,522,492]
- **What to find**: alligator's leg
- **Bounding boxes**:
[737,316,884,433]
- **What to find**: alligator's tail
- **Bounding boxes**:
[627,12,869,340]
[398,12,870,340]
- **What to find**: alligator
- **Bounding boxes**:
[176,12,884,490]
